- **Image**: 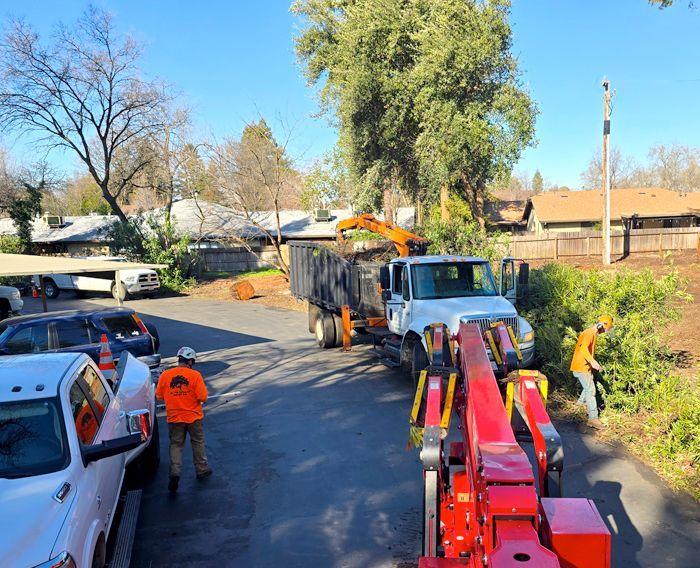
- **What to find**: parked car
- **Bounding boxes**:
[32,256,160,301]
[0,308,161,368]
[0,351,158,568]
[0,285,23,320]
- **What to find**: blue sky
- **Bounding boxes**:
[3,0,699,188]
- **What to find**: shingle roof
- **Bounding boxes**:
[0,215,117,242]
[526,188,700,223]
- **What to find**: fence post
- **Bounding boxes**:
[554,234,559,260]
[586,236,591,257]
[658,230,663,254]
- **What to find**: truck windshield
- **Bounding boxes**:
[411,262,497,299]
[0,398,69,479]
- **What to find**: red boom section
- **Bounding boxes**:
[418,322,611,567]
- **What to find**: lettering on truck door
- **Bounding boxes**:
[386,263,412,335]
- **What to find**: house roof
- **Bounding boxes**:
[525,188,700,224]
[486,198,527,225]
[163,199,416,240]
[0,215,117,243]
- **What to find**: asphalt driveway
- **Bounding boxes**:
[19,295,700,567]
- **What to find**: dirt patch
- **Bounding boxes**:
[185,274,305,312]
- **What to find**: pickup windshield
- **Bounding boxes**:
[411,262,497,299]
[0,398,69,479]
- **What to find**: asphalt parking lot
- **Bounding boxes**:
[21,295,700,567]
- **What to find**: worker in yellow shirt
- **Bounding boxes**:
[570,315,614,429]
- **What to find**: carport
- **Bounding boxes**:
[0,253,167,311]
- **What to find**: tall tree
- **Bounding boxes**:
[580,147,639,189]
[532,170,544,194]
[0,7,169,222]
[293,0,536,227]
[292,0,421,222]
[208,118,298,274]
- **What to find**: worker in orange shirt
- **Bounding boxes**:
[570,315,614,429]
[156,346,212,492]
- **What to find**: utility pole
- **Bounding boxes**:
[601,79,612,265]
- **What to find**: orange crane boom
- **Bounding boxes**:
[336,213,429,257]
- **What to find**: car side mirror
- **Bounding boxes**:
[379,266,390,291]
[127,409,152,440]
[82,433,143,466]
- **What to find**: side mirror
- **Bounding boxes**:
[518,263,530,300]
[379,266,390,291]
[82,433,143,465]
[127,409,152,440]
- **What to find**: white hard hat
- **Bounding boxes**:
[177,346,197,361]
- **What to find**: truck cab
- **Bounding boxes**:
[382,255,535,371]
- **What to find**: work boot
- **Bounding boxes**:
[168,476,180,492]
[587,419,604,430]
[197,468,213,480]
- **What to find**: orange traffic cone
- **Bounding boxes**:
[99,334,118,383]
[32,285,39,298]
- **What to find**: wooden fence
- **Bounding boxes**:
[198,245,288,273]
[509,227,699,261]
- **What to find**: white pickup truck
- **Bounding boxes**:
[34,257,160,301]
[0,351,159,568]
[0,285,23,320]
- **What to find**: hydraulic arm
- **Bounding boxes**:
[336,213,429,257]
[411,322,611,567]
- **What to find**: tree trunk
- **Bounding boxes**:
[461,174,486,230]
[440,184,450,222]
[100,184,129,223]
[383,185,394,225]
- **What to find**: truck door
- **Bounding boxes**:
[499,257,517,304]
[386,263,412,335]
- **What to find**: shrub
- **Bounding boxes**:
[107,216,196,293]
[524,263,698,497]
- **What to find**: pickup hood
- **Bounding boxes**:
[0,285,19,298]
[412,296,517,333]
[0,472,77,566]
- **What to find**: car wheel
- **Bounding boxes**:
[43,278,60,299]
[144,322,160,352]
[111,282,129,301]
[314,311,336,348]
[91,533,106,568]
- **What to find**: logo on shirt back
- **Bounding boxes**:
[170,375,190,392]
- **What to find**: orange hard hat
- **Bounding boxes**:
[597,314,614,331]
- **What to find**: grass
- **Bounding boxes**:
[201,267,283,280]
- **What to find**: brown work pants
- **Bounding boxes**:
[168,419,209,477]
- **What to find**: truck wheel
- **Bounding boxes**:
[91,533,106,568]
[408,340,429,387]
[144,322,160,352]
[332,313,345,347]
[43,278,60,299]
[315,311,336,348]
[308,304,321,334]
[111,282,130,301]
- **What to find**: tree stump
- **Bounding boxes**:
[231,280,255,301]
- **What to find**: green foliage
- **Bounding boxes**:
[293,0,537,223]
[0,235,22,253]
[300,146,350,210]
[108,216,196,292]
[532,170,543,193]
[7,181,44,253]
[524,263,699,496]
[416,195,509,260]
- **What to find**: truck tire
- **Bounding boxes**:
[111,281,130,301]
[0,299,9,321]
[332,313,344,347]
[408,339,429,387]
[144,322,160,352]
[43,278,60,299]
[308,304,321,334]
[315,311,336,348]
